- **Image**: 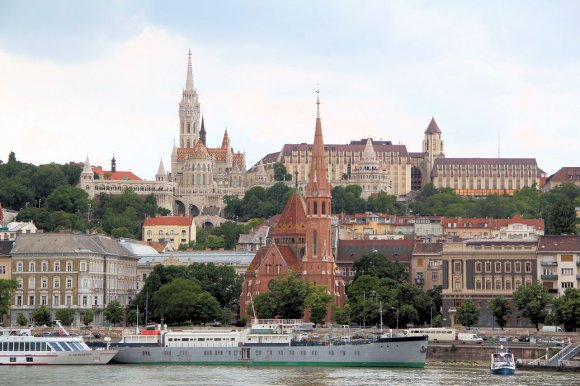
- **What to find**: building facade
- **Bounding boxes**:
[440,240,537,328]
[9,233,139,326]
[143,216,196,251]
[542,167,580,192]
[537,235,580,296]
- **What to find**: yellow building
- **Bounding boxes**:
[143,216,196,250]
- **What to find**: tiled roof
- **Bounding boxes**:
[11,233,136,257]
[143,216,194,227]
[413,242,443,254]
[336,239,415,263]
[280,142,409,157]
[545,167,580,184]
[409,152,426,158]
[270,194,307,237]
[247,244,301,272]
[538,235,580,252]
[492,215,544,230]
[442,217,493,228]
[92,167,142,181]
[424,117,441,134]
[433,158,538,167]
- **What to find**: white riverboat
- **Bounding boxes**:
[112,319,428,367]
[490,346,516,375]
[0,321,118,365]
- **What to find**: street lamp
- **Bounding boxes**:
[392,307,399,330]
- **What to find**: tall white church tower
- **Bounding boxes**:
[179,49,201,148]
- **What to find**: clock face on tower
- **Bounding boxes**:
[311,190,318,196]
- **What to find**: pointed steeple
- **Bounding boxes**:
[306,91,331,196]
[111,154,116,172]
[221,129,230,149]
[185,49,194,91]
[425,117,441,134]
[361,137,377,162]
[82,156,92,173]
[200,115,206,146]
[156,158,166,176]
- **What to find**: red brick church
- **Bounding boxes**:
[240,95,347,321]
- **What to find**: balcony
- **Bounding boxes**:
[541,274,558,281]
[415,278,424,285]
[540,261,558,266]
[576,274,580,280]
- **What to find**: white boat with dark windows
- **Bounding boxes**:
[112,319,428,367]
[490,346,516,375]
[0,321,118,365]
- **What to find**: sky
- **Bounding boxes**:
[0,0,579,180]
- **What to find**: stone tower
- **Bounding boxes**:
[422,117,445,187]
[179,49,201,149]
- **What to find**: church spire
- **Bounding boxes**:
[185,49,194,91]
[306,91,331,196]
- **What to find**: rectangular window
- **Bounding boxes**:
[525,262,532,273]
[29,295,35,306]
[562,268,573,276]
[485,261,492,273]
[515,262,521,273]
[453,262,461,274]
[53,295,60,306]
[82,296,88,306]
[54,262,60,271]
[561,254,573,262]
[561,282,573,289]
[16,295,22,306]
[41,295,47,305]
[66,295,72,306]
[475,262,482,273]
[495,262,501,272]
[0,265,5,274]
[504,262,511,273]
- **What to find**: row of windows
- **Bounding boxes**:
[469,261,533,274]
[146,230,188,236]
[15,261,80,273]
[474,278,531,290]
[16,276,73,289]
[1,342,48,352]
[15,294,73,307]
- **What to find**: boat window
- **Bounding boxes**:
[26,357,33,362]
[10,357,16,362]
[49,342,63,351]
[24,342,30,351]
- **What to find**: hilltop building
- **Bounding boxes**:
[247,117,542,198]
[240,95,347,321]
[143,216,196,251]
[80,51,246,223]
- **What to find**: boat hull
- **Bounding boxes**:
[0,349,118,365]
[112,337,428,368]
[490,367,516,375]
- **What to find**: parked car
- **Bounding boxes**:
[497,336,507,342]
[464,327,480,331]
[518,335,530,342]
[457,333,484,343]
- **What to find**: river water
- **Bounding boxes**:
[1,365,576,386]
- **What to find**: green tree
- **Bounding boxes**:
[352,252,407,282]
[334,304,351,326]
[188,263,243,312]
[252,292,278,319]
[104,300,125,326]
[489,297,511,330]
[455,299,479,328]
[513,282,550,331]
[552,288,580,332]
[82,309,94,328]
[547,195,577,235]
[0,279,17,320]
[306,285,333,326]
[152,278,221,324]
[17,313,28,326]
[55,308,76,326]
[32,305,52,326]
[273,162,291,181]
[45,185,89,214]
[431,314,443,327]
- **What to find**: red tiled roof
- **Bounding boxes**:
[270,193,307,237]
[92,167,142,181]
[143,216,194,227]
[442,217,493,228]
[424,117,441,134]
[545,167,580,184]
[491,215,544,230]
[413,242,443,254]
[538,235,580,252]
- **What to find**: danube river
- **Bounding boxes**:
[1,365,576,386]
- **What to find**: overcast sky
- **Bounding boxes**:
[1,1,578,180]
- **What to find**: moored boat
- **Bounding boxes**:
[0,321,118,365]
[112,319,428,367]
[490,346,516,375]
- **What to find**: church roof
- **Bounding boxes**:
[247,244,301,272]
[424,117,441,134]
[270,193,307,237]
[92,166,141,181]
